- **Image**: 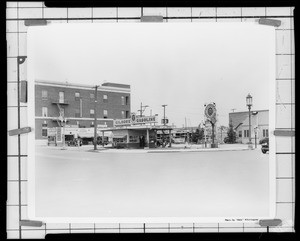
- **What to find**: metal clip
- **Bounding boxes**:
[8,127,32,136]
[20,220,44,227]
[141,15,164,22]
[274,129,295,136]
[258,18,281,27]
[24,19,48,26]
[259,219,282,227]
[20,80,27,103]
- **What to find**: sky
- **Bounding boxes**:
[28,22,274,127]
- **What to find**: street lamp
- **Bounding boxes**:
[246,93,253,149]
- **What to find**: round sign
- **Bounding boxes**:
[131,114,136,123]
[205,103,216,119]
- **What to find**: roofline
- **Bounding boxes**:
[99,125,173,131]
[35,79,131,93]
[229,109,269,114]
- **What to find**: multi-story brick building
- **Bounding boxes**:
[229,110,269,144]
[35,80,131,140]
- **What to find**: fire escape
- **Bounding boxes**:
[51,99,69,127]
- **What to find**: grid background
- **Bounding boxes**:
[6,2,295,239]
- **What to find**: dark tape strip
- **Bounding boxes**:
[274,130,295,136]
[258,18,281,27]
[141,15,164,22]
[9,127,31,136]
[20,81,27,103]
[259,219,282,227]
[20,220,43,227]
[24,19,48,26]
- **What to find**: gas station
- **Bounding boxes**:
[99,114,173,149]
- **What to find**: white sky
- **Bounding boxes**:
[28,23,274,127]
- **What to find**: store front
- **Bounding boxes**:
[99,115,173,149]
[100,126,173,149]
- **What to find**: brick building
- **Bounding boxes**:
[35,80,131,140]
[229,110,269,144]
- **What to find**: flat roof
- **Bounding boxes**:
[35,79,131,93]
[229,109,269,115]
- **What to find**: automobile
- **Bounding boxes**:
[223,137,237,144]
[261,143,269,154]
[260,138,269,154]
[223,137,229,143]
[67,138,82,146]
[259,137,269,145]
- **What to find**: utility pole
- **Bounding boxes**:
[162,104,167,126]
[93,85,99,150]
[138,102,149,117]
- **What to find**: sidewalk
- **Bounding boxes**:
[88,143,252,153]
[37,143,254,153]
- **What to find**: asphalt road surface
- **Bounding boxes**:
[34,146,269,218]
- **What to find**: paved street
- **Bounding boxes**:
[35,145,269,218]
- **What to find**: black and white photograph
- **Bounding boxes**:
[26,22,276,223]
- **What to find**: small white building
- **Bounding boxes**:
[229,110,269,144]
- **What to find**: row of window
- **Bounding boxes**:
[238,129,269,138]
[41,107,129,119]
[41,90,129,105]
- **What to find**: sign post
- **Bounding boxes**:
[204,103,218,148]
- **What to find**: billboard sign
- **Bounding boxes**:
[114,115,157,126]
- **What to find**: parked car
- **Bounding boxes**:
[67,138,82,146]
[260,138,269,154]
[259,137,269,145]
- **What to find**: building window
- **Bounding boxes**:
[244,130,249,138]
[90,93,94,99]
[59,91,64,103]
[42,121,47,137]
[238,131,242,138]
[263,129,269,137]
[121,111,125,119]
[42,107,48,117]
[126,111,130,118]
[121,96,125,105]
[103,94,108,102]
[75,109,80,118]
[125,96,129,105]
[59,108,64,117]
[75,92,80,100]
[103,110,108,118]
[42,90,48,100]
[90,109,95,118]
[90,121,94,127]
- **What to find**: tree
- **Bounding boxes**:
[191,128,204,143]
[226,123,237,144]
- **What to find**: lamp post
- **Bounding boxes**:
[246,93,253,149]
